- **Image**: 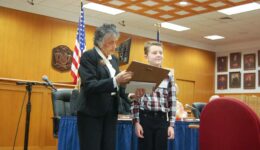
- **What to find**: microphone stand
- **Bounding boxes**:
[24,83,32,150]
[16,81,47,150]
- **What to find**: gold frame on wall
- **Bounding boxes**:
[244,73,255,89]
[229,72,241,88]
[217,56,228,72]
[217,74,228,90]
[230,53,241,69]
[244,54,256,70]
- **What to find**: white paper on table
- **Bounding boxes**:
[125,81,156,93]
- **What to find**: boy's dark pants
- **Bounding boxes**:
[138,110,169,150]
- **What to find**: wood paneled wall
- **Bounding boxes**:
[0,6,215,149]
[223,94,260,117]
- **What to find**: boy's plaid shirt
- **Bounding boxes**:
[131,70,177,127]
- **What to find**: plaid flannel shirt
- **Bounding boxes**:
[131,70,177,127]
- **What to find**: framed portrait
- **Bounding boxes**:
[230,53,241,69]
[244,54,256,70]
[116,38,132,65]
[217,74,227,90]
[258,50,260,67]
[244,73,255,89]
[217,56,228,72]
[229,72,241,88]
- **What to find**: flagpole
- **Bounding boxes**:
[154,23,161,42]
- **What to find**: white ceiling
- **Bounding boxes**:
[1,0,260,52]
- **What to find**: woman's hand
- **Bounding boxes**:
[115,70,133,85]
[168,126,174,139]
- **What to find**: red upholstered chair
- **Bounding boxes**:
[199,97,260,150]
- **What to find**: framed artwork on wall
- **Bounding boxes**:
[244,73,255,89]
[230,53,241,69]
[116,38,132,65]
[244,54,256,70]
[217,74,228,90]
[217,56,228,72]
[229,72,241,88]
[216,50,260,93]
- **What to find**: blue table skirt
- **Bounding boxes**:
[58,117,199,150]
[174,121,199,150]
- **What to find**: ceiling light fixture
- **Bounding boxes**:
[179,1,189,6]
[218,2,260,15]
[161,22,190,31]
[83,2,125,15]
[204,35,225,40]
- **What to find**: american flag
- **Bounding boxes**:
[71,2,86,84]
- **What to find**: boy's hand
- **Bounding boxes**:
[128,89,145,101]
[135,122,144,138]
[134,88,145,100]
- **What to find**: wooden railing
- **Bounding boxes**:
[225,94,260,117]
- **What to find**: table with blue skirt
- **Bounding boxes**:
[58,116,199,150]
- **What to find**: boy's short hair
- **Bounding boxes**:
[144,41,163,55]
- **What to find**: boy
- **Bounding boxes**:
[131,41,177,150]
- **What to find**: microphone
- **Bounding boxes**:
[42,75,57,91]
[185,104,197,110]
